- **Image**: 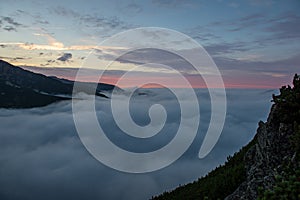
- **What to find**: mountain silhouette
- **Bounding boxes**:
[0,60,119,108]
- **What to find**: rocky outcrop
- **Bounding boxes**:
[226,101,299,199]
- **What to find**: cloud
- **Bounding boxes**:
[0,16,23,31]
[96,45,294,81]
[214,53,300,74]
[79,14,135,31]
[248,0,274,6]
[126,2,143,13]
[14,9,49,26]
[15,45,294,88]
[228,2,239,8]
[209,54,300,88]
[204,13,267,33]
[0,89,275,200]
[57,53,72,62]
[50,6,81,18]
[190,32,221,42]
[16,9,27,14]
[206,12,300,46]
[0,56,31,63]
[0,40,127,51]
[99,48,199,74]
[3,26,16,32]
[227,13,265,32]
[265,13,300,40]
[184,11,300,65]
[47,59,56,63]
[1,16,22,27]
[152,0,195,8]
[35,19,49,25]
[21,65,122,78]
[14,27,127,52]
[10,57,27,61]
[117,2,143,16]
[204,42,249,55]
[49,6,135,33]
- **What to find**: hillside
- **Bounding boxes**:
[153,74,300,200]
[0,60,119,108]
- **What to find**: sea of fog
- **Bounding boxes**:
[0,88,276,200]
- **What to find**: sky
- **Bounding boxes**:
[0,0,299,88]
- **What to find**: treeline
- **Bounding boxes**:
[152,134,257,200]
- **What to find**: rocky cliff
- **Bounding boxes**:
[153,74,300,200]
[226,74,300,199]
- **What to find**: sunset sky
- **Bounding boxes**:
[0,0,299,88]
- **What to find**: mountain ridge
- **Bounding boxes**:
[0,60,120,108]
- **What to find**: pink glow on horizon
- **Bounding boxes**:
[58,74,286,89]
[20,66,291,89]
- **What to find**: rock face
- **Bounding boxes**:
[226,102,298,199]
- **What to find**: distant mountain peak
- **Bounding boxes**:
[0,60,119,108]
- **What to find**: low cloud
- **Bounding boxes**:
[57,53,72,62]
[0,89,274,199]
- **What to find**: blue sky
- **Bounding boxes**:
[0,0,299,88]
